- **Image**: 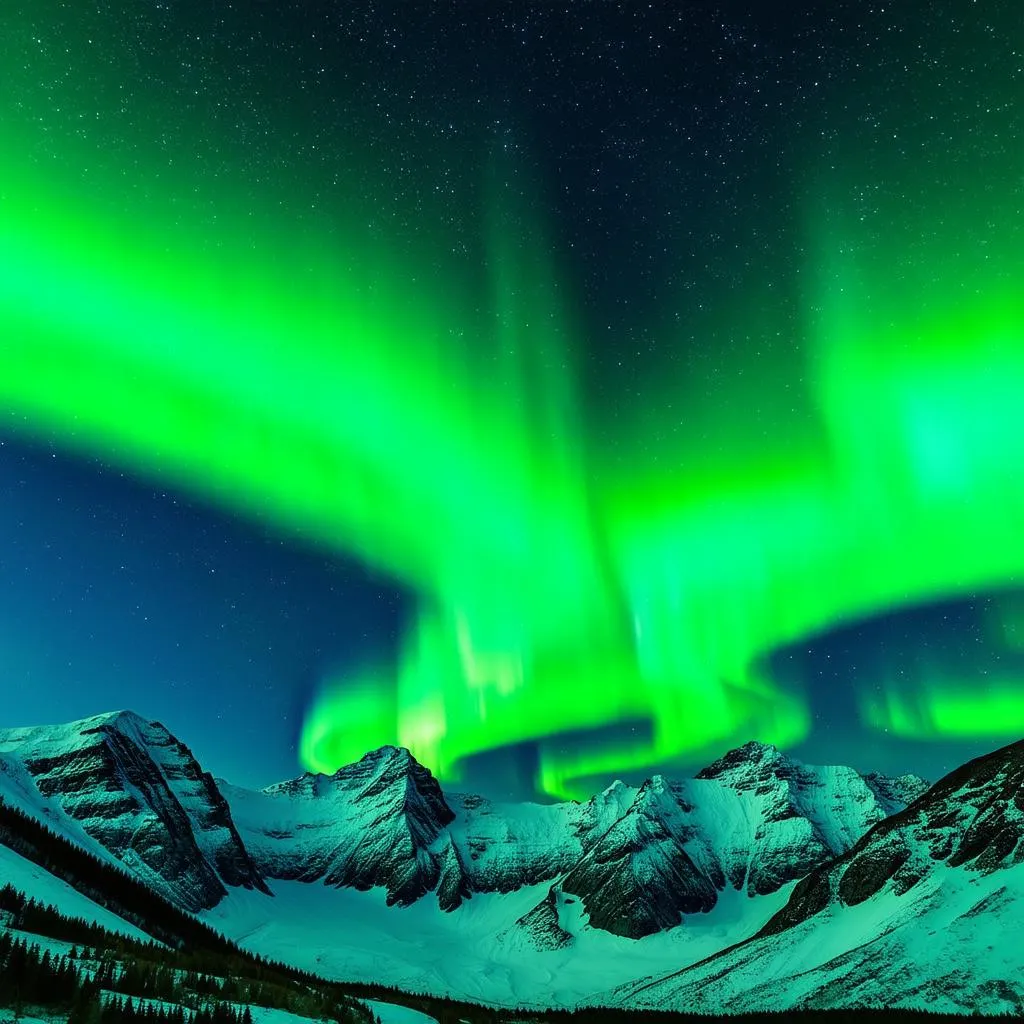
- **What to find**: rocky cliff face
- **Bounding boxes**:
[226,745,471,910]
[0,711,268,911]
[529,742,929,938]
[862,770,932,815]
[691,740,926,898]
[560,776,719,937]
[760,737,1024,936]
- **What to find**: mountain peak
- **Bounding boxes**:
[638,773,672,798]
[742,739,780,754]
[862,770,931,813]
[695,739,785,779]
[86,708,147,726]
[0,708,157,745]
[0,706,268,910]
[81,709,167,740]
[252,737,465,910]
[269,744,424,791]
[359,743,416,767]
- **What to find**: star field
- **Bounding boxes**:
[1,1,1021,797]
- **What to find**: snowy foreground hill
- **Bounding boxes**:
[615,737,1024,1015]
[1,710,1022,1013]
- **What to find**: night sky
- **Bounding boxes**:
[1,2,1022,800]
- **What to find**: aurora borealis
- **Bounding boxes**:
[1,3,1022,798]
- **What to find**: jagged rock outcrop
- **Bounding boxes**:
[0,711,268,911]
[500,885,574,951]
[761,737,1024,932]
[862,770,931,814]
[561,776,718,937]
[228,745,472,910]
[693,739,929,897]
[501,741,929,941]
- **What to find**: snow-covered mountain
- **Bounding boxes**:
[469,740,930,941]
[0,710,268,910]
[223,735,928,941]
[615,738,1024,1014]
[1,711,927,941]
[21,708,1024,1012]
[690,740,931,898]
[223,745,471,911]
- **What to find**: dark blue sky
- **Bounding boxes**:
[0,427,407,789]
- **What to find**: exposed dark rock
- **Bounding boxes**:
[561,779,719,938]
[758,737,1024,938]
[255,745,471,910]
[838,830,912,905]
[505,886,573,950]
[7,712,268,911]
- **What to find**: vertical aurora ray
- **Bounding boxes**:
[588,21,1024,774]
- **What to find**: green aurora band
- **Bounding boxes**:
[2,18,1022,797]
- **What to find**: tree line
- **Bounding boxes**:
[0,883,372,1023]
[0,794,253,954]
[0,927,258,1024]
[0,796,375,1017]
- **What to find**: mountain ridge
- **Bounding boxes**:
[3,708,1022,1013]
[1,708,928,939]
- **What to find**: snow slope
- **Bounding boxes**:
[202,875,794,1009]
[362,1002,437,1024]
[616,739,1024,1014]
[619,861,1024,1015]
[0,842,150,942]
